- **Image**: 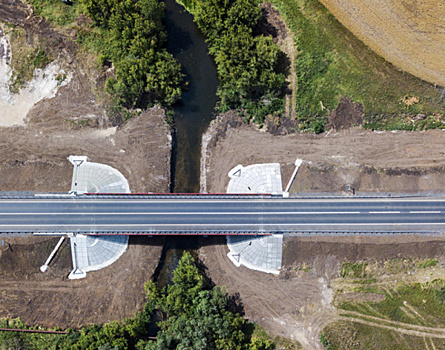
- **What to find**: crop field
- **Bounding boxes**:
[320,0,445,88]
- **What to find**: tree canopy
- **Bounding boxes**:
[189,0,286,122]
[80,0,185,108]
[139,252,275,350]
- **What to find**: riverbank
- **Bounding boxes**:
[199,113,445,349]
[0,0,171,327]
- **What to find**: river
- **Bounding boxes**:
[164,0,219,193]
[154,0,219,285]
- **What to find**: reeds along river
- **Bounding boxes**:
[164,0,219,194]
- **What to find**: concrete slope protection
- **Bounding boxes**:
[0,195,445,235]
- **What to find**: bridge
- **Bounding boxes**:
[1,193,445,235]
[4,156,445,279]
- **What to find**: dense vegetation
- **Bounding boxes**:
[177,0,287,122]
[28,0,285,123]
[29,0,184,109]
[140,252,275,349]
[81,0,184,108]
[18,0,445,129]
[0,252,276,349]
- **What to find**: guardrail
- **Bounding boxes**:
[0,192,445,200]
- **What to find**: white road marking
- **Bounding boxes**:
[2,223,445,227]
[2,198,445,204]
[0,211,362,215]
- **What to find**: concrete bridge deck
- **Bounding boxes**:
[0,194,444,235]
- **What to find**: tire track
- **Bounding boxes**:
[340,310,445,335]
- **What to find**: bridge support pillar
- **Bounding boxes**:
[68,234,88,280]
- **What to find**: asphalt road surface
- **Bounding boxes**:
[0,196,445,235]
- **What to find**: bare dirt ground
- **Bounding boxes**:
[203,114,445,195]
[318,0,445,87]
[0,236,164,328]
[0,0,170,327]
[200,115,445,349]
[199,235,445,349]
[199,237,336,349]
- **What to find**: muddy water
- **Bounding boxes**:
[165,0,219,193]
[156,0,219,281]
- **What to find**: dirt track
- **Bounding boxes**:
[319,0,445,87]
[0,107,172,194]
[198,237,336,350]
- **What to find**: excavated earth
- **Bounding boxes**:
[0,0,168,328]
[2,1,445,349]
[199,114,445,349]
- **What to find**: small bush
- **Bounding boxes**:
[340,262,369,278]
[319,333,333,350]
[418,258,439,269]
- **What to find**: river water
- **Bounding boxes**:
[164,0,219,193]
[154,0,219,285]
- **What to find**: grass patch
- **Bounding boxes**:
[322,321,445,350]
[28,0,84,27]
[340,282,445,326]
[7,26,55,92]
[268,0,445,129]
[340,262,370,279]
[325,281,445,349]
[418,258,439,269]
[252,325,302,349]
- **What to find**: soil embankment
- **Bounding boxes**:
[0,236,164,328]
[200,114,445,349]
[318,0,445,87]
[0,0,169,327]
[202,114,445,195]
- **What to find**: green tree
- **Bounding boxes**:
[191,0,286,121]
[80,0,117,27]
[146,51,185,106]
[106,57,150,107]
[81,0,184,109]
[140,252,276,350]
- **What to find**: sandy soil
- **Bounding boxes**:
[318,0,445,87]
[0,31,72,127]
[0,0,171,327]
[200,115,445,349]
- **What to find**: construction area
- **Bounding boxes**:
[1,0,445,349]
